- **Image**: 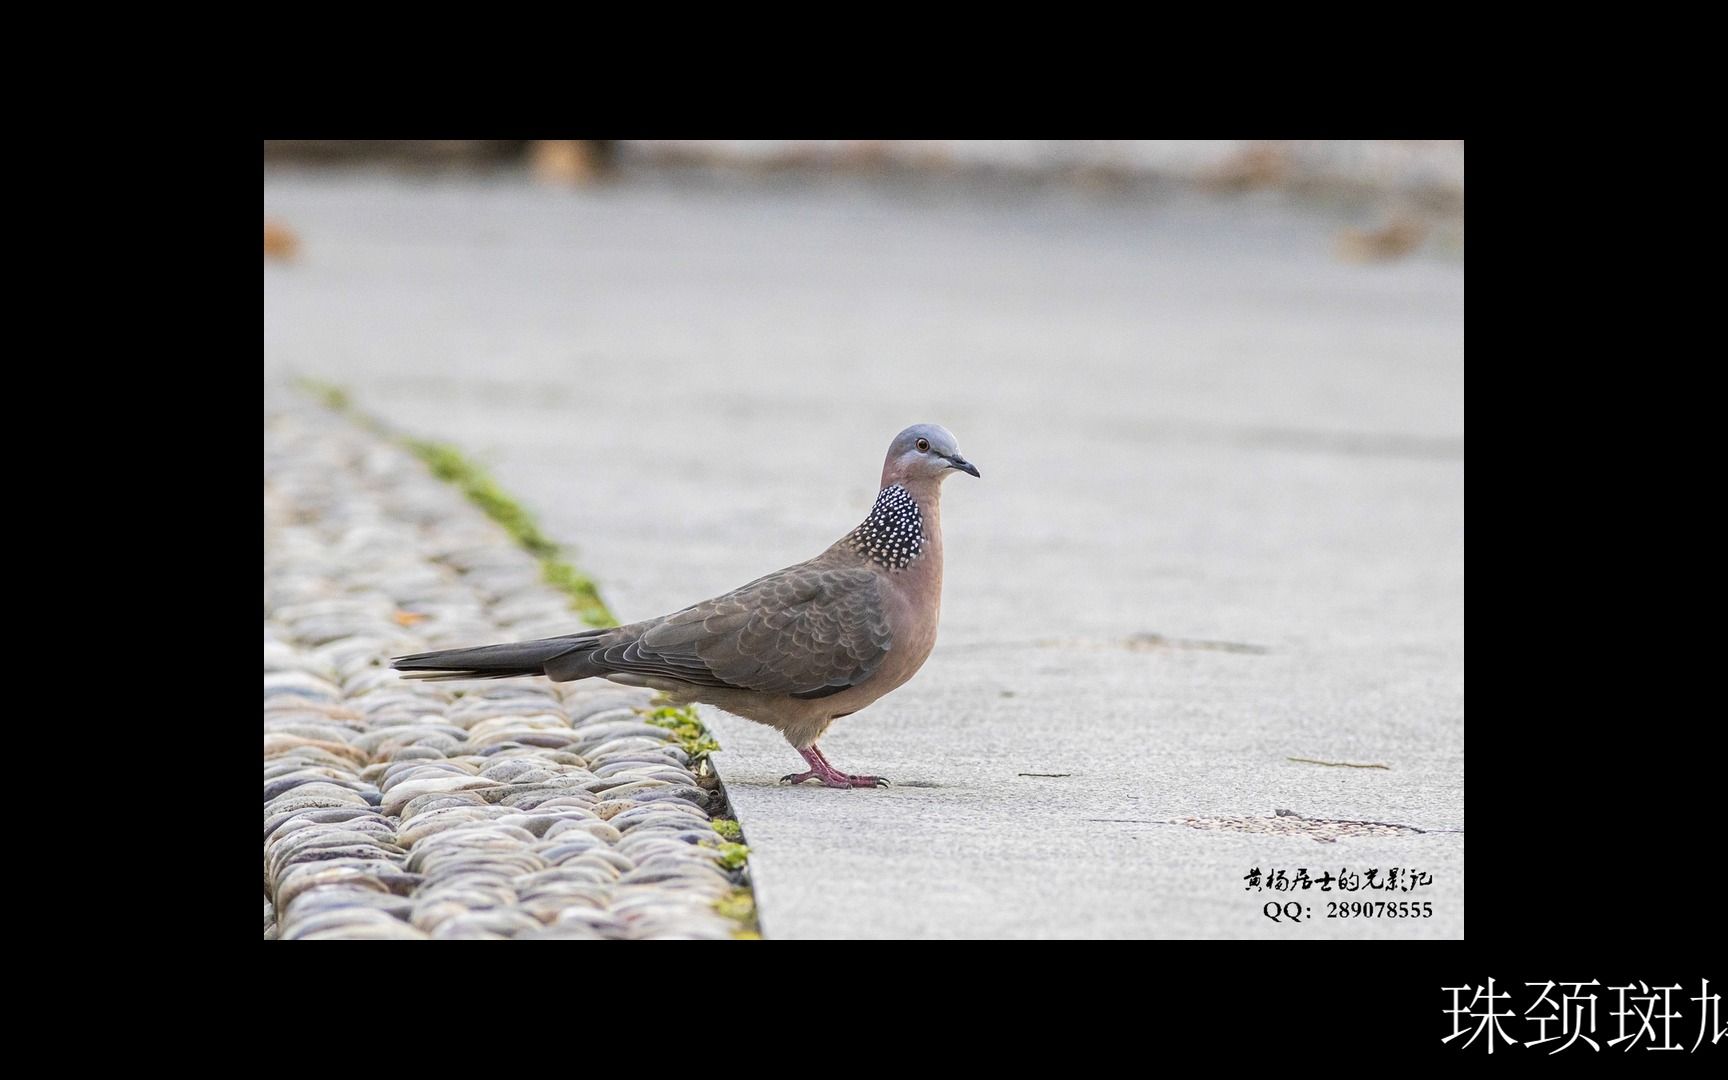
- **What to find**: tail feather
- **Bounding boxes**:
[391,633,600,681]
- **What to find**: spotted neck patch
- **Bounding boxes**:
[848,484,925,570]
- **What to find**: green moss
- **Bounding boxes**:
[298,378,352,413]
[295,377,391,434]
[295,380,619,629]
[641,703,721,760]
[713,842,750,870]
[714,887,758,932]
[402,438,555,554]
[401,436,619,627]
[538,558,614,627]
[710,818,743,841]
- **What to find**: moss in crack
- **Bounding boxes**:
[295,379,618,628]
[295,377,386,435]
[402,439,555,555]
[537,559,614,629]
[715,888,760,938]
[687,728,757,938]
[402,437,616,626]
[708,841,751,871]
[710,818,743,841]
[641,703,721,762]
[300,378,351,413]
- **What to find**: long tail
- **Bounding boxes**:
[391,632,601,681]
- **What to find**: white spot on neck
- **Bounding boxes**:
[847,484,924,570]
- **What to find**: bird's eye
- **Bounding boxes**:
[916,438,930,452]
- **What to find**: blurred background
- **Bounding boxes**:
[263,138,1462,637]
[264,140,1464,936]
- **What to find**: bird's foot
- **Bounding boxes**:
[779,746,890,788]
[779,767,853,788]
[778,768,890,788]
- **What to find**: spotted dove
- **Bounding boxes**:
[393,424,979,787]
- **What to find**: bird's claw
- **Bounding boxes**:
[780,769,848,788]
[779,769,890,788]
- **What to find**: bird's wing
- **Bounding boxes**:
[592,564,893,698]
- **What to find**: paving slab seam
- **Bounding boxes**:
[264,387,758,939]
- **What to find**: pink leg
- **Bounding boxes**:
[780,744,890,788]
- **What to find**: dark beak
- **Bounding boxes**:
[948,456,981,478]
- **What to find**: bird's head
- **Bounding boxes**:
[881,424,980,488]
